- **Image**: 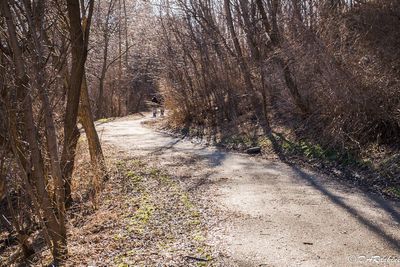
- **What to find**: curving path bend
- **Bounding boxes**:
[97,114,400,267]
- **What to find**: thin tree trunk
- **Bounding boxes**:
[123,0,129,67]
[238,0,272,131]
[98,35,109,119]
[224,0,252,93]
[79,72,108,186]
[97,0,115,119]
[256,0,309,114]
[224,0,265,123]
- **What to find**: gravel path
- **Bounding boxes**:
[97,114,400,267]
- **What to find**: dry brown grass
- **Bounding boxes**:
[2,129,227,266]
[65,144,218,266]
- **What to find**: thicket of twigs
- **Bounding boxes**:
[157,0,400,151]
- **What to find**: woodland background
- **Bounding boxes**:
[0,0,399,265]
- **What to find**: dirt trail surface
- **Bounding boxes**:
[97,114,400,267]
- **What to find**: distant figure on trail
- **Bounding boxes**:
[150,95,165,118]
[151,96,159,117]
[159,96,165,116]
[151,96,159,104]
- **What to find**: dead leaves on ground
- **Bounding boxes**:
[67,153,215,266]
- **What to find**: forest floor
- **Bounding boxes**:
[84,113,399,266]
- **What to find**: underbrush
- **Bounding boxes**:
[1,139,217,266]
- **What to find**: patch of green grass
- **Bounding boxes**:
[97,118,111,123]
[219,135,256,148]
[385,187,400,198]
[148,167,161,177]
[181,193,191,207]
[113,255,129,267]
[116,160,126,168]
[126,170,142,185]
[195,247,213,266]
[135,202,154,224]
[158,174,174,186]
[190,219,201,226]
[258,136,271,148]
[129,194,155,233]
[113,233,126,241]
[126,249,136,256]
[126,170,135,177]
[193,232,205,242]
[378,154,400,178]
[273,133,366,167]
[131,159,145,168]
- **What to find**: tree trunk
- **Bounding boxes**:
[62,0,94,206]
[98,37,108,119]
[79,72,108,186]
[238,0,272,131]
[97,0,115,119]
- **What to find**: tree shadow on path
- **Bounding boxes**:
[266,133,400,251]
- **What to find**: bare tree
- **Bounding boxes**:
[62,0,94,205]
